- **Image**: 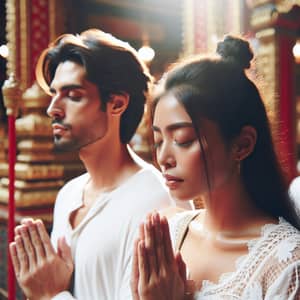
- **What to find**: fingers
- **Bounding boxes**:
[139,222,145,241]
[161,215,174,264]
[27,221,46,263]
[137,239,149,283]
[11,219,52,276]
[14,235,29,274]
[35,219,54,257]
[144,214,158,275]
[18,225,36,267]
[9,242,20,277]
[175,252,187,282]
[17,219,49,264]
[20,217,34,225]
[57,236,73,270]
[152,212,165,272]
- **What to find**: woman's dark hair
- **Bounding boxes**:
[36,29,152,144]
[152,35,300,229]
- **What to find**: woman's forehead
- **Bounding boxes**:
[153,94,191,122]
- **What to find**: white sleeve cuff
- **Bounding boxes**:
[51,291,75,300]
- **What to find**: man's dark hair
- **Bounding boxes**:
[36,29,152,143]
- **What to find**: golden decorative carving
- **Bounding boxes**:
[20,0,29,89]
[249,0,274,7]
[251,0,300,29]
[250,4,277,29]
[16,114,52,136]
[0,188,57,207]
[0,127,6,162]
[275,0,300,13]
[0,178,64,190]
[182,0,244,57]
[5,0,19,78]
[21,81,50,109]
[255,29,278,116]
[2,73,22,117]
[14,162,64,180]
[0,207,53,225]
[0,162,8,178]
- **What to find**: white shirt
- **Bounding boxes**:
[51,161,174,300]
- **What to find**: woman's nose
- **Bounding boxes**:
[156,143,176,171]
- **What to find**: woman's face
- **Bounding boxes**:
[152,94,237,202]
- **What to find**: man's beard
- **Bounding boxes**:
[53,135,80,153]
[53,132,106,153]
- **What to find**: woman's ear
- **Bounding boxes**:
[233,125,257,161]
[107,93,129,116]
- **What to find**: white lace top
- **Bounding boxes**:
[169,211,300,300]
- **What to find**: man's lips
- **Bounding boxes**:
[52,124,67,135]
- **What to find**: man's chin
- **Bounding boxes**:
[53,142,78,153]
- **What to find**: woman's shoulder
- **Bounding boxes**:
[159,207,202,220]
[257,218,300,268]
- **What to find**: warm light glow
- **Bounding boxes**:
[0,44,9,58]
[138,45,155,63]
[293,40,300,64]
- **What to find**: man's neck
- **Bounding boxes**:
[79,141,140,192]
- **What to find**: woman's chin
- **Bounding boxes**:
[169,190,197,203]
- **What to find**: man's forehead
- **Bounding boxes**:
[50,62,87,91]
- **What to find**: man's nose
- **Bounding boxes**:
[47,96,64,119]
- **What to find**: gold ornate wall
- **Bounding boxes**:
[250,0,300,181]
[1,0,84,224]
[182,0,244,57]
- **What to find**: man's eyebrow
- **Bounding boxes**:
[49,84,84,94]
[152,122,193,132]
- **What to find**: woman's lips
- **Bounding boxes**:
[164,174,184,189]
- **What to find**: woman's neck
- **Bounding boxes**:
[201,183,275,235]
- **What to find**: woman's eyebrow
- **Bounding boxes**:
[152,122,193,132]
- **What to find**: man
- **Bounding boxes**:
[9,29,176,300]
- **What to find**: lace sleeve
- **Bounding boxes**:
[264,237,300,299]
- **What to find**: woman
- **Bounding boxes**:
[131,36,300,299]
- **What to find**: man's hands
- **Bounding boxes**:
[9,219,74,300]
[131,212,188,300]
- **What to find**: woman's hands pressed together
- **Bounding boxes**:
[131,212,189,300]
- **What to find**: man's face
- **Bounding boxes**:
[47,61,108,152]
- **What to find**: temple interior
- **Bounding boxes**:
[0,0,300,299]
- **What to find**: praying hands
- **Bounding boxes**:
[9,218,73,300]
[131,212,193,300]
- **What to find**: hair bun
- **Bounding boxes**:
[216,35,254,69]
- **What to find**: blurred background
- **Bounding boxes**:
[0,0,300,298]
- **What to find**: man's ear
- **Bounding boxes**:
[233,125,257,161]
[107,93,129,116]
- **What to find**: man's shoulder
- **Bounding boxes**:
[132,166,168,194]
